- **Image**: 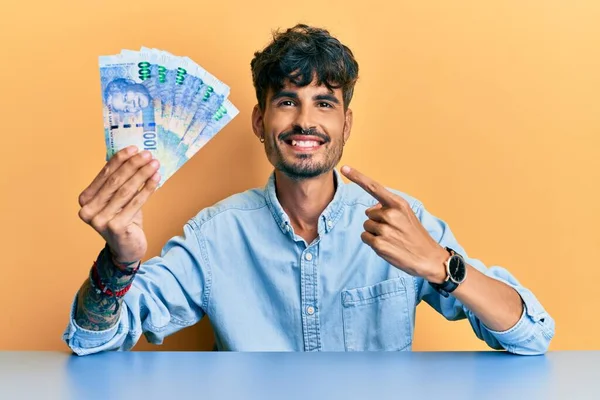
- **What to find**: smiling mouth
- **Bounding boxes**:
[282,135,327,151]
[286,139,323,148]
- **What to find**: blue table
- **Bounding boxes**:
[0,351,598,399]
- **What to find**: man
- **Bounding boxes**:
[104,78,151,116]
[64,24,554,354]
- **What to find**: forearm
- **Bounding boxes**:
[74,246,139,331]
[453,264,523,332]
[75,279,124,331]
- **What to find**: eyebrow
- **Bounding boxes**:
[270,90,298,103]
[270,90,341,105]
[314,93,340,105]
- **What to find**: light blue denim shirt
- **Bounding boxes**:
[64,170,555,355]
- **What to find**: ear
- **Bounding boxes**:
[251,105,264,140]
[343,108,353,144]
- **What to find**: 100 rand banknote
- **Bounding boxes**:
[135,48,230,170]
[131,48,230,183]
[101,49,232,186]
[163,99,239,182]
[99,52,160,161]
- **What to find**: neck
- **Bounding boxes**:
[274,169,337,238]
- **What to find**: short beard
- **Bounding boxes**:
[277,153,332,181]
[265,135,344,181]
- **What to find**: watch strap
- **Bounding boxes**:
[429,279,458,298]
[429,247,462,298]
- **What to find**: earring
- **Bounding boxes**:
[260,136,265,143]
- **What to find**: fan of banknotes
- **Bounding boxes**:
[99,47,238,187]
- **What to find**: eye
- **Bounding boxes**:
[278,100,295,107]
[318,102,333,108]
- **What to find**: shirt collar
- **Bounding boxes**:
[264,168,347,236]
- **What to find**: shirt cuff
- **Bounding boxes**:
[483,279,549,344]
[62,292,124,354]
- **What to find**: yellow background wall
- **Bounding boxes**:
[0,0,597,352]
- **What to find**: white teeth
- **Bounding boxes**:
[290,140,319,148]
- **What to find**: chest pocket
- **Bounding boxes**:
[341,277,413,351]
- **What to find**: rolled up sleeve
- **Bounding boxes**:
[63,221,211,355]
[414,201,555,355]
[467,266,555,355]
[62,295,131,355]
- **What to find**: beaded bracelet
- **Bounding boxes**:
[90,261,135,297]
[87,245,144,315]
[105,243,142,276]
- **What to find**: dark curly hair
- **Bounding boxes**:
[251,24,359,111]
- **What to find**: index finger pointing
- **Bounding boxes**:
[341,165,397,206]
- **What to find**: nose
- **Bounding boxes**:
[292,104,316,133]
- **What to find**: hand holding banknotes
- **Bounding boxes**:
[82,47,238,261]
[99,47,238,187]
[78,146,160,264]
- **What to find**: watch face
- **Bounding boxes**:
[449,256,466,283]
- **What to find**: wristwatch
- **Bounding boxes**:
[429,247,467,298]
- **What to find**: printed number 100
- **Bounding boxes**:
[143,131,157,150]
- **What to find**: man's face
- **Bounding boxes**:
[108,87,150,114]
[254,80,352,180]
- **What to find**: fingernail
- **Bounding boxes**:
[128,146,139,154]
[150,159,159,168]
[152,173,161,182]
[341,165,351,174]
[141,151,151,159]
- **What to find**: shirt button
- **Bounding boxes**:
[304,252,313,261]
[285,224,291,232]
[326,220,333,229]
[306,306,315,315]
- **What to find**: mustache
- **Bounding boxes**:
[278,127,330,143]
